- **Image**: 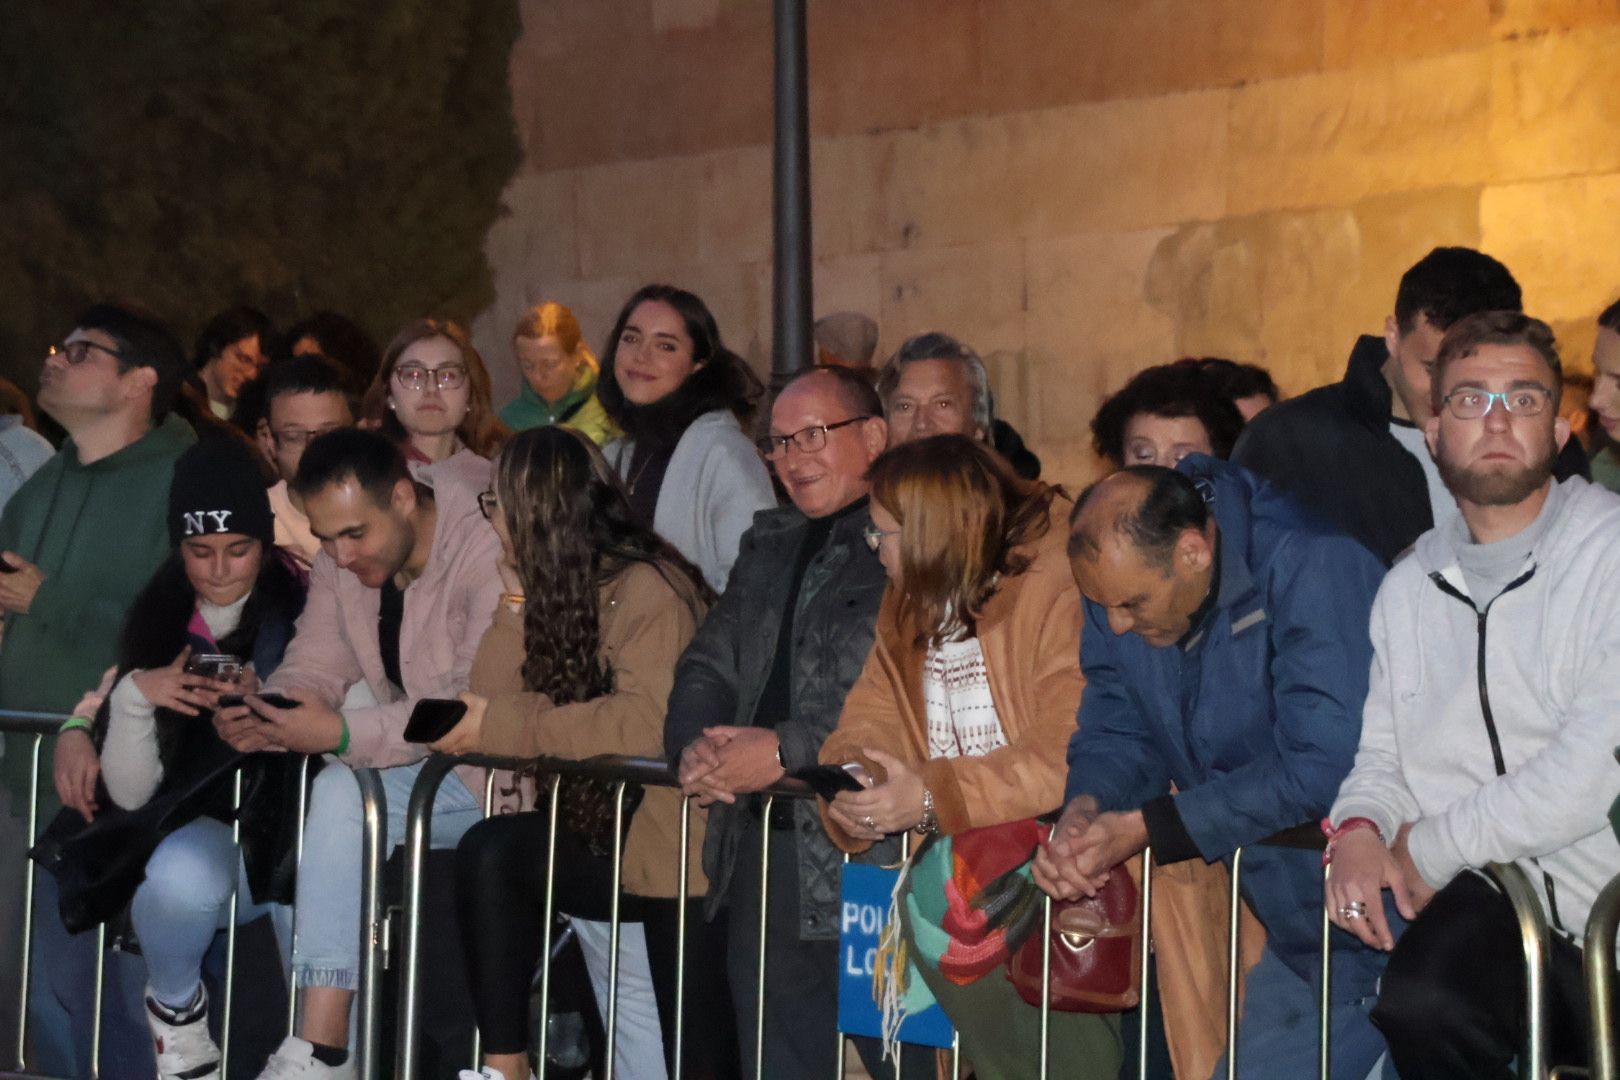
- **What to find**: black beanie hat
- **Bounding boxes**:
[168,440,276,549]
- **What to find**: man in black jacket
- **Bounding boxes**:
[668,365,924,1079]
[1232,247,1588,565]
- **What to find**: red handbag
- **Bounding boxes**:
[1005,861,1142,1013]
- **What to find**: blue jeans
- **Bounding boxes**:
[291,759,481,990]
[1210,946,1388,1080]
[131,817,289,1008]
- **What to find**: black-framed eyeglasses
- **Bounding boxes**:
[1440,386,1552,420]
[46,340,125,366]
[477,490,498,521]
[755,416,872,460]
[395,364,468,392]
[862,521,900,553]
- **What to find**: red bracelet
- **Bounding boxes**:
[1320,816,1383,866]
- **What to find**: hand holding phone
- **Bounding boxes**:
[791,763,869,801]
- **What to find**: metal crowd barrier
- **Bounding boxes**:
[4,699,1612,1080]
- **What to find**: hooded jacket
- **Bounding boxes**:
[1064,455,1389,989]
[1331,476,1620,940]
[499,365,620,447]
[1233,335,1589,565]
[0,414,196,810]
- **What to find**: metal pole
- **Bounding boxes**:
[1484,862,1550,1080]
[1319,861,1333,1080]
[469,771,497,1071]
[395,755,457,1080]
[1584,873,1620,1080]
[1039,892,1053,1080]
[14,734,42,1069]
[220,769,246,1080]
[674,796,691,1080]
[89,923,105,1080]
[1225,847,1244,1080]
[754,798,773,1080]
[288,755,310,1038]
[770,0,813,390]
[354,769,387,1080]
[535,777,562,1071]
[1138,848,1154,1080]
[605,783,628,1080]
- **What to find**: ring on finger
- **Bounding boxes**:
[863,814,876,831]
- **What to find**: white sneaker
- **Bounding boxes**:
[146,988,220,1080]
[256,1037,356,1080]
[456,1067,537,1080]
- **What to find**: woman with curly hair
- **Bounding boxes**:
[1090,362,1246,471]
[361,318,509,496]
[433,425,732,1080]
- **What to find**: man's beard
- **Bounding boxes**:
[1436,440,1557,507]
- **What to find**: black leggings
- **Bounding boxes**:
[455,810,738,1079]
[1372,870,1617,1079]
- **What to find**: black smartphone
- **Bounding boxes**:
[0,556,17,574]
[792,763,867,801]
[219,692,302,713]
[404,698,468,744]
[186,653,245,681]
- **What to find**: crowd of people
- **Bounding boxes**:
[0,245,1616,1080]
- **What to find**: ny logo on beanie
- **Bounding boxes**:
[182,510,235,536]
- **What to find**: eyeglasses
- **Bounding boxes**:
[395,364,468,392]
[755,416,872,459]
[862,521,900,553]
[1440,386,1552,420]
[272,424,344,449]
[477,490,498,521]
[46,340,125,366]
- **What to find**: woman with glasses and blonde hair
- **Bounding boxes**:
[499,300,619,446]
[430,425,734,1080]
[817,434,1120,1080]
[361,318,510,495]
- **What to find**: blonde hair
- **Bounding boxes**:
[513,301,597,373]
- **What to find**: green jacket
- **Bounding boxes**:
[498,365,620,447]
[0,414,195,810]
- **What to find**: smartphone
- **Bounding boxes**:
[186,653,244,681]
[0,556,17,574]
[403,698,468,744]
[791,763,867,801]
[219,692,302,713]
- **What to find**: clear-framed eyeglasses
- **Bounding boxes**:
[394,364,468,392]
[755,415,872,460]
[272,424,344,449]
[1440,386,1552,420]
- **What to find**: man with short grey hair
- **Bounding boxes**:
[877,331,1041,477]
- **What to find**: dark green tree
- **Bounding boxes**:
[0,1,522,393]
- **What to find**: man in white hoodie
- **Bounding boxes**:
[1324,310,1620,1078]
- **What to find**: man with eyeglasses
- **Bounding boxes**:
[1324,311,1620,1077]
[256,354,357,567]
[0,303,194,1074]
[666,366,928,1078]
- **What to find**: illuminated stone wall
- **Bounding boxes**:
[475,0,1620,484]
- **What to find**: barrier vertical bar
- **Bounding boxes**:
[1225,846,1244,1080]
[287,755,310,1039]
[1319,861,1332,1080]
[1484,862,1550,1080]
[674,796,691,1080]
[1584,873,1620,1080]
[219,769,246,1080]
[89,923,106,1079]
[354,769,387,1080]
[1138,847,1154,1080]
[754,796,773,1080]
[395,755,456,1080]
[1039,891,1053,1080]
[534,776,562,1072]
[468,770,497,1071]
[14,733,42,1070]
[604,781,628,1080]
[835,851,849,1080]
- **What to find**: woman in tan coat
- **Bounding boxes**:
[818,435,1120,1080]
[430,425,725,1080]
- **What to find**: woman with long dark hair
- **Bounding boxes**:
[597,284,775,592]
[360,318,509,495]
[432,426,733,1080]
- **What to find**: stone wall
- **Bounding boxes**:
[474,0,1620,486]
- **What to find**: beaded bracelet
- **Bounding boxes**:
[1320,816,1383,866]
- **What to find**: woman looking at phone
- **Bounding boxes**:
[43,439,309,1080]
[817,435,1120,1080]
[429,425,732,1080]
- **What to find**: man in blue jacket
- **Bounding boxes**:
[1034,456,1391,1079]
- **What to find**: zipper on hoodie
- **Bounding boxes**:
[1429,567,1568,936]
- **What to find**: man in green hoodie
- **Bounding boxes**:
[0,302,194,1072]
